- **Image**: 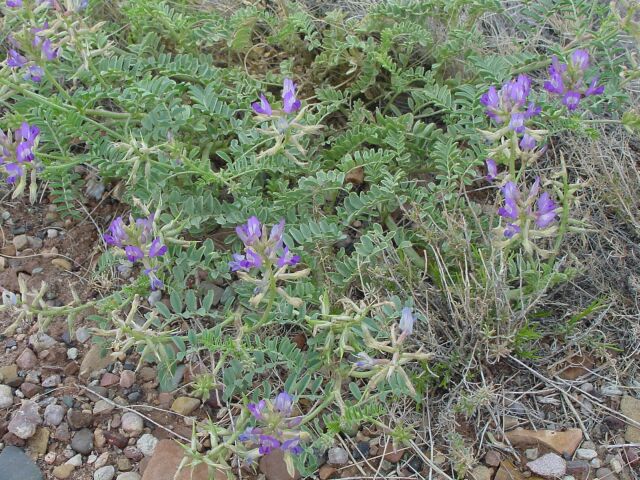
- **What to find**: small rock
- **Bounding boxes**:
[80,345,112,379]
[71,428,94,454]
[327,446,349,465]
[591,458,602,468]
[117,457,132,471]
[505,428,583,456]
[67,348,79,360]
[141,439,225,479]
[137,433,159,456]
[117,474,141,480]
[21,382,42,398]
[44,404,66,426]
[123,446,143,461]
[66,453,83,466]
[319,464,337,480]
[496,461,526,480]
[352,441,369,460]
[16,349,38,370]
[93,400,114,416]
[121,412,144,436]
[384,448,404,463]
[44,451,57,464]
[76,328,91,344]
[47,229,58,238]
[95,451,110,469]
[601,385,624,396]
[596,468,617,480]
[27,236,43,249]
[104,431,128,449]
[88,454,98,464]
[8,400,41,439]
[119,370,136,389]
[42,375,61,388]
[576,449,598,461]
[470,465,494,480]
[101,373,120,387]
[527,453,567,478]
[0,445,43,480]
[27,426,49,456]
[53,422,71,442]
[485,450,501,467]
[138,367,156,382]
[259,449,301,480]
[170,397,200,416]
[0,365,21,387]
[13,234,28,251]
[620,396,640,443]
[53,464,75,479]
[51,258,72,270]
[29,332,57,352]
[94,428,107,448]
[623,446,639,467]
[526,448,539,460]
[67,408,93,430]
[0,384,14,408]
[609,457,622,474]
[94,465,115,480]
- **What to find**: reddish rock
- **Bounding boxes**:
[66,409,92,430]
[63,362,79,376]
[100,373,120,387]
[3,431,26,447]
[52,423,71,442]
[157,393,173,408]
[319,464,337,480]
[260,450,301,480]
[384,448,405,463]
[505,428,582,456]
[624,447,639,467]
[123,446,144,461]
[566,460,590,480]
[120,370,136,389]
[20,382,42,398]
[485,450,502,467]
[16,349,37,370]
[141,439,226,480]
[104,431,128,449]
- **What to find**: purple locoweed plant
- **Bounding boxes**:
[544,50,604,111]
[230,216,309,308]
[481,74,540,134]
[496,177,559,254]
[103,214,168,290]
[0,122,40,201]
[251,78,322,164]
[6,22,60,83]
[240,391,308,475]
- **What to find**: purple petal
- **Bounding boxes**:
[399,307,414,336]
[570,49,590,71]
[7,49,28,68]
[562,91,581,111]
[248,400,266,420]
[252,94,272,116]
[519,133,536,151]
[125,245,144,262]
[273,391,293,415]
[504,223,521,239]
[485,158,497,182]
[149,238,167,258]
[5,163,24,184]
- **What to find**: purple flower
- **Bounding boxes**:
[39,38,59,61]
[399,307,415,336]
[148,238,167,258]
[144,267,163,290]
[273,392,293,416]
[570,49,590,71]
[258,435,280,455]
[481,74,539,132]
[534,192,557,228]
[252,94,273,116]
[7,50,27,68]
[24,66,44,83]
[562,91,581,111]
[103,217,128,247]
[248,399,266,420]
[5,163,24,184]
[519,133,536,151]
[584,77,605,97]
[485,158,498,182]
[18,122,40,143]
[268,219,285,250]
[236,216,262,246]
[6,0,22,6]
[277,246,300,268]
[354,352,377,369]
[282,78,301,114]
[125,245,144,262]
[282,437,303,455]
[229,249,263,272]
[135,215,154,243]
[504,223,521,239]
[498,182,520,220]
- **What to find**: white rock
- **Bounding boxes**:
[116,474,141,480]
[610,457,623,474]
[93,400,114,415]
[47,229,58,239]
[94,465,115,480]
[67,348,79,360]
[527,453,567,478]
[136,433,158,457]
[94,452,110,469]
[87,454,97,464]
[576,449,598,460]
[327,446,349,465]
[44,451,57,464]
[75,327,91,344]
[121,412,144,436]
[591,458,602,468]
[66,453,83,466]
[601,385,623,396]
[0,385,14,409]
[44,404,66,426]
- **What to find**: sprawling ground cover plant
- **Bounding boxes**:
[1,0,638,477]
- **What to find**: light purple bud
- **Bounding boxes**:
[7,50,28,68]
[125,245,144,262]
[399,307,415,336]
[504,223,521,239]
[6,0,22,6]
[258,435,280,455]
[149,237,167,258]
[273,391,293,415]
[247,399,266,420]
[282,78,301,114]
[570,49,590,71]
[282,437,303,455]
[584,77,604,97]
[485,158,497,182]
[24,66,44,83]
[562,91,581,110]
[277,246,300,268]
[508,112,526,133]
[519,133,536,151]
[252,94,272,116]
[236,216,262,246]
[5,163,24,184]
[498,182,519,220]
[269,219,285,249]
[534,192,557,228]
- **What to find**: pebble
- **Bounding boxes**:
[67,408,93,429]
[591,458,602,468]
[16,349,38,369]
[259,450,301,480]
[71,428,94,454]
[76,327,91,344]
[620,395,640,442]
[117,457,132,471]
[327,446,349,465]
[576,449,598,460]
[352,441,369,460]
[0,445,43,480]
[170,396,200,416]
[101,373,120,387]
[94,465,116,480]
[13,234,28,251]
[119,370,136,389]
[51,258,72,270]
[47,229,58,238]
[53,464,75,479]
[601,385,624,396]
[44,451,57,464]
[123,446,143,461]
[42,374,61,388]
[566,461,591,480]
[137,433,159,456]
[116,474,141,480]
[67,348,79,360]
[470,465,493,480]
[485,450,501,467]
[526,448,539,460]
[527,453,567,478]
[29,332,57,352]
[66,453,83,466]
[93,399,114,415]
[609,457,622,474]
[121,412,144,436]
[8,400,41,439]
[596,467,617,480]
[0,384,14,408]
[95,451,110,469]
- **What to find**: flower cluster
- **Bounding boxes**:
[544,50,604,110]
[7,22,60,82]
[481,74,541,136]
[0,122,40,184]
[497,177,558,250]
[250,78,322,163]
[6,0,87,10]
[240,391,306,460]
[103,215,167,290]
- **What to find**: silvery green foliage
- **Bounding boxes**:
[1,0,635,475]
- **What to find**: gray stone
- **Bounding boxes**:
[121,412,144,436]
[0,445,43,479]
[13,234,28,251]
[527,453,567,478]
[76,327,91,344]
[44,404,66,426]
[94,465,115,480]
[42,374,61,388]
[71,428,94,454]
[67,348,79,360]
[136,433,159,456]
[8,400,42,439]
[93,400,114,415]
[116,474,141,480]
[0,384,14,408]
[576,449,598,460]
[327,446,349,465]
[29,332,57,352]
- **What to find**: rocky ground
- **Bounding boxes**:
[1,198,640,480]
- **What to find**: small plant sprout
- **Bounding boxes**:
[251,77,322,164]
[354,307,434,398]
[495,177,560,255]
[0,122,40,201]
[544,50,605,110]
[239,391,308,476]
[103,213,168,290]
[230,216,309,311]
